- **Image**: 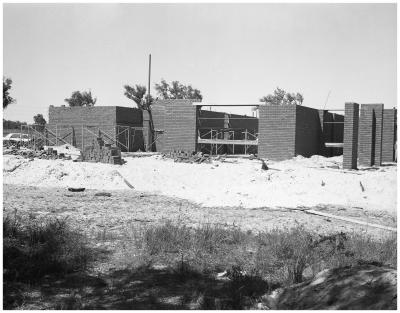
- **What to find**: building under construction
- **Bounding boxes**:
[23,100,396,170]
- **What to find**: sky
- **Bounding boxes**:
[3,3,397,123]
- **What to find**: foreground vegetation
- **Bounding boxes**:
[3,212,397,309]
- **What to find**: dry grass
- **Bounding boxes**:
[3,212,397,310]
[130,221,397,287]
[3,210,93,283]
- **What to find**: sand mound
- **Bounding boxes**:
[3,155,397,213]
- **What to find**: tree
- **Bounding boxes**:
[123,84,155,151]
[154,79,202,100]
[260,87,304,105]
[3,119,27,130]
[3,77,15,109]
[64,90,97,107]
[123,84,153,111]
[33,114,46,125]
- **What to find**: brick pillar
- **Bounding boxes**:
[142,111,152,151]
[358,104,384,166]
[373,106,383,166]
[382,109,397,162]
[343,102,359,169]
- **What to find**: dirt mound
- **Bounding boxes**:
[265,264,396,309]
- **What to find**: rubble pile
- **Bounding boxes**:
[3,146,73,160]
[82,137,124,165]
[163,150,217,164]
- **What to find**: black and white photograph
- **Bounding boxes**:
[2,2,397,310]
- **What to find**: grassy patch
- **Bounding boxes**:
[4,215,396,310]
[132,222,397,287]
[3,210,93,283]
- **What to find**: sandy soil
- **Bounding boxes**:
[3,184,396,239]
[3,154,397,213]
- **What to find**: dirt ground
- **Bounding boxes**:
[3,184,397,309]
[4,184,396,250]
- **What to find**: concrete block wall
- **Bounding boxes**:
[358,104,384,166]
[258,105,297,160]
[343,103,359,169]
[295,106,323,157]
[382,108,397,162]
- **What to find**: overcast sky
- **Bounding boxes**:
[3,3,397,123]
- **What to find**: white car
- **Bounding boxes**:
[3,133,31,144]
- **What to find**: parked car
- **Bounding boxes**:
[3,133,31,145]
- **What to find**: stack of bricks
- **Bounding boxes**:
[165,150,212,164]
[82,137,123,165]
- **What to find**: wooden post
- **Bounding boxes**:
[128,127,131,152]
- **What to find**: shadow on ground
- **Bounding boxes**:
[4,265,268,310]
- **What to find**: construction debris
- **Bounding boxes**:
[82,137,124,165]
[261,159,269,170]
[163,150,214,164]
[3,146,74,160]
[68,187,85,192]
[94,192,112,197]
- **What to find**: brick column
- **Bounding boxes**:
[373,106,384,166]
[142,111,152,151]
[382,109,397,162]
[358,104,384,166]
[343,102,359,169]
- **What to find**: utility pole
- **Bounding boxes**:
[147,54,151,104]
[146,54,152,152]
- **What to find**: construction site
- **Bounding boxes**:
[15,100,397,167]
[3,98,398,309]
[3,2,397,309]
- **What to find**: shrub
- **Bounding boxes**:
[3,212,93,283]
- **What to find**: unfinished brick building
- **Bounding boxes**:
[45,100,396,169]
[47,105,144,152]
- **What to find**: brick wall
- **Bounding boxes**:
[48,106,143,151]
[382,108,396,162]
[343,103,359,169]
[358,104,384,166]
[318,110,344,157]
[295,106,323,157]
[151,103,166,152]
[159,100,198,153]
[115,107,143,126]
[258,105,296,160]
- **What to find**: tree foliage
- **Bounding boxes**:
[154,79,202,101]
[123,84,153,111]
[33,114,46,125]
[3,77,16,109]
[3,119,27,130]
[260,87,304,105]
[64,90,97,107]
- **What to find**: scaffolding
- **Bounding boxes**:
[19,124,144,152]
[196,104,259,155]
[198,128,258,155]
